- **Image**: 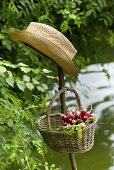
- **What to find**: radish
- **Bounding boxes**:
[61,114,65,120]
[69,111,73,116]
[80,110,87,117]
[61,107,96,127]
[76,114,82,120]
[70,108,76,115]
[82,115,88,121]
[68,118,73,124]
[66,123,71,126]
[76,110,81,116]
[64,122,67,126]
[85,112,91,117]
[70,114,75,120]
[63,115,69,122]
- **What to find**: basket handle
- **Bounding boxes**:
[47,87,82,131]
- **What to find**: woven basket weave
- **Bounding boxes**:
[37,87,96,153]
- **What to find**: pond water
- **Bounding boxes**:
[46,63,114,170]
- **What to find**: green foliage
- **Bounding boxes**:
[57,124,83,139]
[0,94,59,170]
[0,58,57,105]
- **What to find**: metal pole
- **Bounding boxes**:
[57,65,77,170]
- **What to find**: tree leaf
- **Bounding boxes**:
[85,9,93,17]
[77,126,82,139]
[23,75,30,82]
[42,84,48,90]
[32,78,39,84]
[17,80,25,91]
[20,67,31,73]
[37,86,45,92]
[26,82,34,90]
[18,63,28,67]
[2,60,16,68]
[32,69,40,74]
[7,119,13,127]
[6,77,14,87]
[0,66,6,74]
[42,69,51,73]
[7,71,13,77]
[46,75,56,79]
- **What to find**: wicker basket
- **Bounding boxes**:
[37,87,96,153]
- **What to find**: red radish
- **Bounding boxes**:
[66,123,71,126]
[85,112,91,117]
[82,115,88,121]
[76,110,81,116]
[64,122,67,126]
[76,114,82,120]
[80,110,87,117]
[69,111,74,116]
[62,115,69,122]
[61,108,96,127]
[68,118,73,124]
[71,108,75,113]
[61,114,65,120]
[69,114,75,120]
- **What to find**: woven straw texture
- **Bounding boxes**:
[37,87,97,153]
[8,22,77,77]
[38,114,96,153]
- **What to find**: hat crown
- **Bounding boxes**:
[26,22,77,59]
[26,22,57,37]
[8,22,78,76]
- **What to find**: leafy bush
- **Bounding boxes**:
[0,94,59,170]
[0,58,57,105]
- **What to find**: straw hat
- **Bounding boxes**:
[8,22,78,76]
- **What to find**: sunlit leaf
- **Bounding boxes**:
[42,84,48,90]
[7,119,13,127]
[2,60,16,68]
[0,66,6,74]
[32,78,39,84]
[37,86,45,92]
[18,63,28,67]
[20,67,31,73]
[7,71,13,77]
[32,69,40,74]
[42,69,51,73]
[6,77,14,87]
[77,126,82,139]
[23,75,30,82]
[26,82,34,90]
[17,80,25,91]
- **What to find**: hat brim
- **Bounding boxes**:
[8,28,78,77]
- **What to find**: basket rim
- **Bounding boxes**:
[36,113,97,133]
